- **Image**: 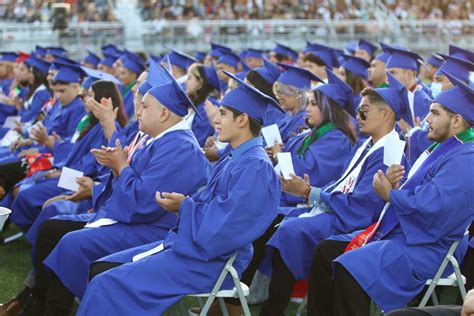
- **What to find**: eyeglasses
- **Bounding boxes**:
[357,108,385,121]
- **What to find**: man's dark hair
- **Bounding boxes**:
[226,106,263,137]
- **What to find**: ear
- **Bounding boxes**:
[452,114,465,129]
[237,112,250,129]
[159,107,171,123]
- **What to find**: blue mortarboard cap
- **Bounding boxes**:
[209,42,233,58]
[149,54,163,64]
[449,45,474,63]
[235,70,250,80]
[45,46,68,57]
[244,48,264,59]
[137,60,173,96]
[427,54,444,68]
[434,70,474,125]
[273,43,298,62]
[332,48,344,68]
[81,67,121,86]
[138,81,152,96]
[34,45,46,57]
[239,49,249,59]
[99,53,118,68]
[217,51,241,69]
[24,53,38,67]
[316,69,356,117]
[31,58,51,74]
[221,71,284,124]
[357,39,377,58]
[194,51,207,63]
[277,63,323,90]
[101,44,122,57]
[147,69,200,118]
[51,53,78,66]
[341,55,370,80]
[203,65,220,91]
[121,54,145,74]
[307,49,338,69]
[376,43,392,63]
[124,49,145,64]
[53,64,85,83]
[0,52,19,63]
[166,48,197,71]
[82,77,98,90]
[344,41,357,55]
[374,72,413,125]
[255,59,281,85]
[435,54,474,84]
[385,47,422,71]
[304,42,341,68]
[83,50,101,68]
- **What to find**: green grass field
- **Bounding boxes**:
[0,224,305,315]
[0,223,460,315]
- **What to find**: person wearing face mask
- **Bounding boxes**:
[306,71,474,316]
[420,54,444,88]
[408,54,474,162]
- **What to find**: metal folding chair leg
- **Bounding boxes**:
[296,294,307,316]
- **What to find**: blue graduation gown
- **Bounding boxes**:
[122,88,135,119]
[76,137,281,315]
[44,129,211,299]
[9,123,108,231]
[277,110,306,143]
[266,138,402,279]
[264,105,286,127]
[42,96,86,140]
[408,127,432,162]
[19,85,51,123]
[412,89,431,120]
[279,128,353,208]
[191,101,215,147]
[335,140,474,312]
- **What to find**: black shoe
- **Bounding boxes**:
[18,297,44,316]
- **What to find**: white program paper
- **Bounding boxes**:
[132,243,164,262]
[277,152,295,180]
[84,218,118,228]
[0,129,20,147]
[261,124,282,147]
[57,167,84,192]
[383,134,406,166]
[3,116,21,129]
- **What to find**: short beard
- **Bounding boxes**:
[429,121,452,143]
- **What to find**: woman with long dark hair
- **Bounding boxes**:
[185,63,220,147]
[258,70,359,315]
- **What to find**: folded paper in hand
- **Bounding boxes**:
[277,152,295,180]
[383,134,406,166]
[57,167,84,192]
[262,124,282,147]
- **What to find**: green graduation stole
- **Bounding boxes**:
[121,81,136,97]
[297,122,336,156]
[427,127,474,152]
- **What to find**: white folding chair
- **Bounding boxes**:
[186,252,251,316]
[418,233,468,307]
[296,294,307,316]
